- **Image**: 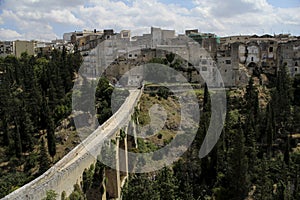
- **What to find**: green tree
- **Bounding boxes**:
[69,184,85,200]
[265,103,275,157]
[226,121,249,200]
[18,102,35,152]
[203,83,211,112]
[273,64,292,131]
[245,77,259,118]
[157,87,170,99]
[95,77,114,124]
[46,118,56,161]
[39,138,50,174]
[42,190,58,200]
[254,155,274,200]
[82,164,95,193]
[155,166,178,200]
[13,117,22,158]
[61,191,67,200]
[122,174,159,200]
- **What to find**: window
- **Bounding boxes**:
[202,67,207,71]
[296,62,298,66]
[295,68,298,72]
[225,69,227,73]
[269,47,273,52]
[225,60,231,64]
[251,57,254,62]
[129,54,132,57]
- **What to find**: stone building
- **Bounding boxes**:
[278,40,300,76]
[216,42,250,87]
[215,34,292,87]
[78,27,300,88]
[81,27,225,87]
[186,29,219,59]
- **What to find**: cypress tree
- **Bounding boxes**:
[254,154,273,200]
[155,166,178,200]
[13,117,22,158]
[265,103,275,157]
[203,83,211,112]
[122,174,160,200]
[39,138,50,174]
[245,77,259,118]
[18,101,35,152]
[47,116,56,161]
[226,120,249,200]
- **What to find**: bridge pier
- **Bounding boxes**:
[105,123,135,200]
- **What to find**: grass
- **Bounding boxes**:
[134,93,181,150]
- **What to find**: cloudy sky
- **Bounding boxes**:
[0,0,299,41]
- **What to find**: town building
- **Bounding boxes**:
[14,40,35,57]
[0,27,299,88]
[278,40,300,76]
[0,41,14,57]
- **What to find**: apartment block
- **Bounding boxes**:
[14,40,35,57]
[0,41,14,57]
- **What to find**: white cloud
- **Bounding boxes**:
[44,10,84,26]
[0,0,299,41]
[0,28,22,40]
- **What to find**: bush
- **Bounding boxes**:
[157,87,170,99]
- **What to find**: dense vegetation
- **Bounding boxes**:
[0,49,82,198]
[121,65,300,200]
[0,48,129,198]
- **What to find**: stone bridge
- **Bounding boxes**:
[2,89,143,200]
